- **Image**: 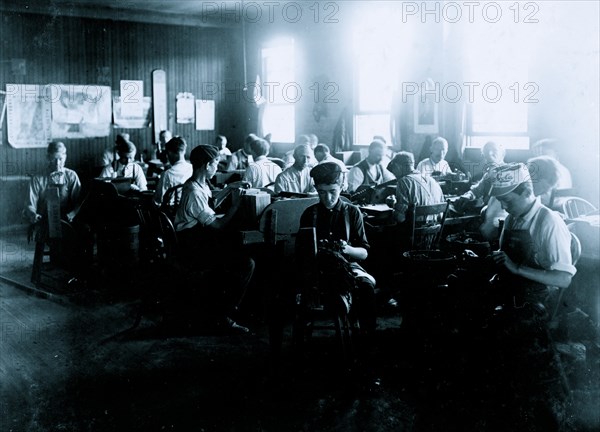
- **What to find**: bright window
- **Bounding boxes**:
[261,38,295,143]
[464,19,535,149]
[352,6,410,146]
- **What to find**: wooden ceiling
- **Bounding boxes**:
[0,0,243,27]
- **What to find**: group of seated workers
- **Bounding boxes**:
[25,129,578,338]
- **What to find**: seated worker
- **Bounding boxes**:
[296,162,377,335]
[283,134,316,168]
[480,155,561,241]
[215,134,232,158]
[489,163,576,307]
[155,130,173,165]
[242,137,282,189]
[25,141,81,224]
[347,139,396,194]
[227,134,255,171]
[174,145,255,333]
[387,151,445,223]
[152,136,193,207]
[531,138,573,190]
[274,144,316,195]
[100,134,148,191]
[313,143,348,192]
[416,136,453,178]
[527,155,561,207]
[25,142,93,280]
[455,141,507,215]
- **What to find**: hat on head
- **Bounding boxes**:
[115,134,136,154]
[489,163,531,197]
[310,162,342,185]
[190,145,219,168]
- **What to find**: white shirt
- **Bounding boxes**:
[274,165,315,194]
[416,158,452,178]
[153,160,193,206]
[501,197,576,277]
[242,156,282,188]
[346,162,395,193]
[100,162,148,191]
[174,180,216,231]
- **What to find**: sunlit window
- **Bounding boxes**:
[464,20,535,149]
[352,6,410,146]
[261,38,295,143]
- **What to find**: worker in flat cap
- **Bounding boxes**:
[100,134,148,191]
[174,145,254,333]
[296,162,378,338]
[489,163,576,308]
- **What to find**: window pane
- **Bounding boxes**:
[471,99,528,134]
[262,105,295,144]
[469,136,530,150]
[354,114,391,146]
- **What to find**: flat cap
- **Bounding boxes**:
[190,144,219,168]
[310,162,342,185]
[489,163,531,197]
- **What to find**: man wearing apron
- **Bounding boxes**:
[488,163,576,308]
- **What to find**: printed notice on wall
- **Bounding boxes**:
[176,92,195,124]
[120,80,144,118]
[113,93,152,128]
[6,84,52,148]
[195,99,215,130]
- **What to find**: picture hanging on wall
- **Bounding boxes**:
[414,78,438,134]
[195,99,215,130]
[112,92,152,128]
[50,84,112,138]
[5,84,52,148]
[176,92,195,124]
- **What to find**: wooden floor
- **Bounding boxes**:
[1,224,599,431]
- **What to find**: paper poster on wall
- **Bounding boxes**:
[50,84,112,138]
[6,84,52,148]
[0,91,6,145]
[113,93,152,128]
[176,92,195,124]
[120,80,144,118]
[195,99,215,130]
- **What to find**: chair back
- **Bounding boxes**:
[259,197,319,255]
[552,196,597,220]
[408,199,451,250]
[569,230,582,266]
[160,184,184,222]
[157,210,179,261]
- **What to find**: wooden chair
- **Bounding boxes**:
[549,230,582,323]
[552,196,597,220]
[160,184,184,222]
[31,219,78,287]
[407,199,451,250]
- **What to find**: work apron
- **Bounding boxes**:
[499,228,547,307]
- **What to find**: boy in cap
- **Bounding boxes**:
[489,163,576,307]
[175,145,254,333]
[100,134,148,191]
[296,162,377,336]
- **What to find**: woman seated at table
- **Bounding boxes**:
[100,134,148,191]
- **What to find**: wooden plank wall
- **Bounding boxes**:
[0,10,245,183]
